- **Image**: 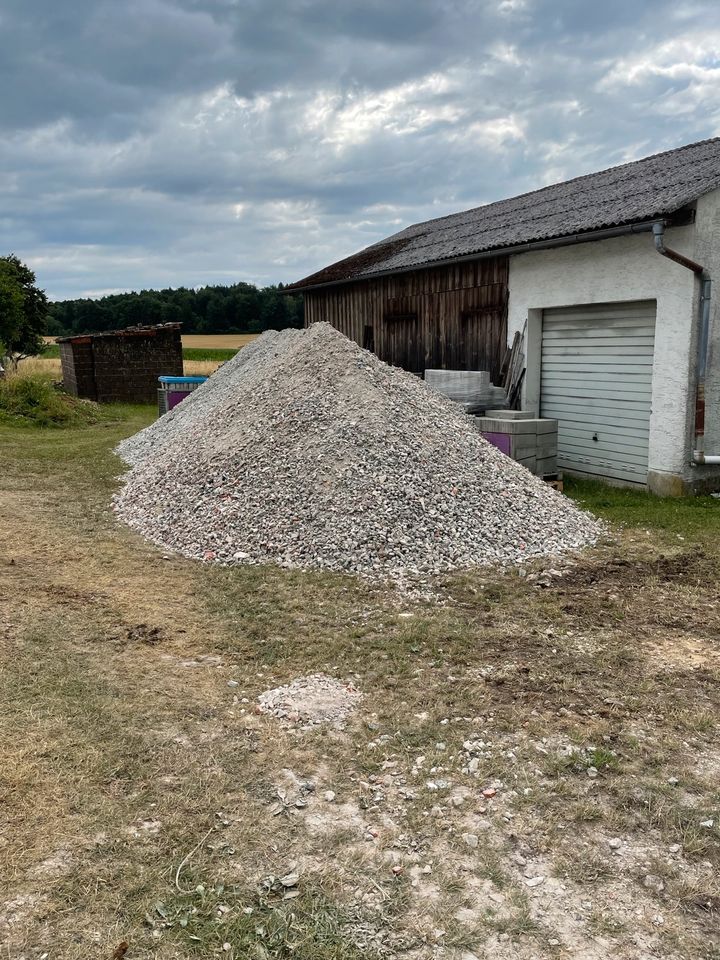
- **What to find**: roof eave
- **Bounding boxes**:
[287,217,674,294]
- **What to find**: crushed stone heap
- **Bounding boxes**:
[114,322,602,575]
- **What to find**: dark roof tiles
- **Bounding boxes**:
[290,138,720,289]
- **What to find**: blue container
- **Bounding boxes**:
[158,375,209,415]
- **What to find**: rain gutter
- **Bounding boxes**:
[651,223,718,466]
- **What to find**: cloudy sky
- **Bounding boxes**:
[2,0,719,301]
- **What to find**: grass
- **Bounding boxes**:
[40,343,238,362]
[566,475,720,541]
[0,414,719,958]
[0,373,121,427]
[181,347,238,361]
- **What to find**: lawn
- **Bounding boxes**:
[1,411,719,959]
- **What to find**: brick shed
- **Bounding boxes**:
[58,323,183,403]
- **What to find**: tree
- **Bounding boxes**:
[0,255,49,370]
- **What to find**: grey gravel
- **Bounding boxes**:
[114,322,602,575]
[256,673,361,728]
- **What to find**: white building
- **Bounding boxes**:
[291,138,720,494]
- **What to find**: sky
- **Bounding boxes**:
[1,1,719,301]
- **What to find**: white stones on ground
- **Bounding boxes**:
[113,323,602,576]
[462,833,479,849]
[524,876,545,888]
[608,838,622,850]
[643,874,665,894]
[323,790,336,803]
[256,673,361,728]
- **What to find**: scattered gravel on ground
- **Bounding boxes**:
[114,322,602,575]
[257,673,362,728]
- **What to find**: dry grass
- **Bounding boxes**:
[0,413,719,959]
[44,334,258,349]
[19,356,224,377]
[16,356,62,377]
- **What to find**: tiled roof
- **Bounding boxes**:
[289,137,720,289]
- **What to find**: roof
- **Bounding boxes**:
[289,137,720,290]
[57,322,181,343]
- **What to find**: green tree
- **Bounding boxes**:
[0,255,49,370]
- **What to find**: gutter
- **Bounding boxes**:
[288,219,664,294]
[651,223,719,466]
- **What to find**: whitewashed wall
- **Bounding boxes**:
[507,219,706,490]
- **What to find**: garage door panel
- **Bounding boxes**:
[544,367,652,388]
[542,395,652,414]
[559,420,650,441]
[560,422,650,445]
[542,306,656,324]
[542,386,653,403]
[543,317,655,332]
[543,357,654,369]
[556,458,649,484]
[559,436,649,461]
[541,334,655,348]
[541,301,655,484]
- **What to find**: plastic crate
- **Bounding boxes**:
[158,375,208,416]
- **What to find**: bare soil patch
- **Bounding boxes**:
[0,412,718,959]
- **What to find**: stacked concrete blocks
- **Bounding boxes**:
[475,409,558,477]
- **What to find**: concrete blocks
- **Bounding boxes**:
[475,412,558,477]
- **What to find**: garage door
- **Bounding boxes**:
[541,301,656,484]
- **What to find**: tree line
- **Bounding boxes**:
[47,282,304,337]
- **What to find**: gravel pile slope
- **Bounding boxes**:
[117,329,300,466]
[114,322,602,575]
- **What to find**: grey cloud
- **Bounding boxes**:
[0,0,718,299]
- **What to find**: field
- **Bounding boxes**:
[43,334,257,350]
[1,407,719,959]
[25,335,259,378]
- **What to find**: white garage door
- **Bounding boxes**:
[541,301,656,484]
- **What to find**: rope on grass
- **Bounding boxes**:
[174,826,215,893]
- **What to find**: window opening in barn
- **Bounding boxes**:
[363,324,375,353]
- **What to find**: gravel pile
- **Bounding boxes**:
[114,322,602,574]
[257,674,362,728]
[117,328,300,466]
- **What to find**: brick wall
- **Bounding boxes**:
[60,339,96,400]
[59,326,183,404]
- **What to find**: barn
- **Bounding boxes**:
[288,137,720,495]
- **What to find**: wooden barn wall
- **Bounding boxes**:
[303,257,509,379]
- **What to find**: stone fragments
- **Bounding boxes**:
[257,674,361,728]
[114,323,601,576]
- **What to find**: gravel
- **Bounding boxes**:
[114,322,602,575]
[256,673,362,728]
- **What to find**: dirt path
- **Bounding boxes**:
[0,412,718,959]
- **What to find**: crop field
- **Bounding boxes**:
[44,334,258,350]
[1,405,719,959]
[25,333,259,377]
[180,334,258,350]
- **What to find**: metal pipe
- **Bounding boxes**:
[652,222,705,274]
[652,222,715,466]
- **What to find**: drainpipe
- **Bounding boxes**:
[652,223,719,465]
